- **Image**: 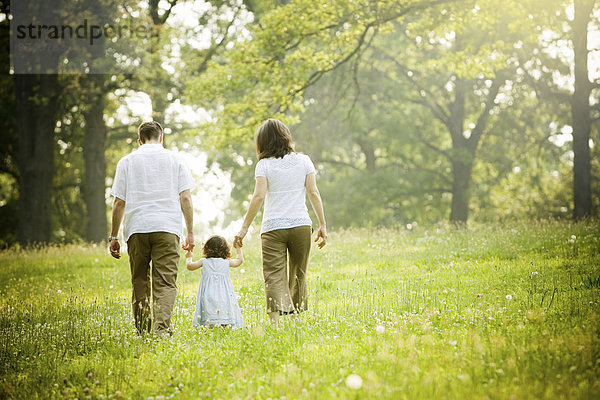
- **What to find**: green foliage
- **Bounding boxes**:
[1,221,599,398]
[188,0,463,140]
[193,0,582,226]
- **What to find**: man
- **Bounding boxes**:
[109,121,195,335]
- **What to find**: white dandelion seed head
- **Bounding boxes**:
[506,294,512,300]
[375,325,385,335]
[345,374,363,390]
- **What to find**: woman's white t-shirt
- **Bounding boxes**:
[255,152,316,234]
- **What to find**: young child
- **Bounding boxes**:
[186,235,244,328]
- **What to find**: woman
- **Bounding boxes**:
[234,118,327,326]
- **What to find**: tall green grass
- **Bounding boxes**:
[1,220,599,399]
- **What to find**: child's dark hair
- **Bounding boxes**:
[202,235,231,259]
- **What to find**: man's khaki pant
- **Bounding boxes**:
[261,226,311,314]
[127,232,180,335]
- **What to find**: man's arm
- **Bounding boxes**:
[109,197,126,259]
[179,189,194,252]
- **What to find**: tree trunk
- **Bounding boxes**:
[82,77,108,243]
[571,0,594,219]
[449,158,473,223]
[15,74,61,245]
[447,78,471,224]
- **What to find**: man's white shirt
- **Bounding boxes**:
[110,144,195,241]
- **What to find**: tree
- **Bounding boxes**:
[191,0,544,224]
[189,0,462,140]
[571,0,597,218]
[0,1,18,246]
[520,0,599,218]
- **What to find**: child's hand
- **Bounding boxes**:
[233,240,242,250]
[185,250,193,259]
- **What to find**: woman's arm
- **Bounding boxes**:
[234,176,267,246]
[229,245,244,268]
[306,173,327,248]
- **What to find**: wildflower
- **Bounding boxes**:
[506,294,512,300]
[375,325,385,335]
[345,374,363,390]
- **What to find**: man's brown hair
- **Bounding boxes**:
[138,121,163,143]
[255,118,294,160]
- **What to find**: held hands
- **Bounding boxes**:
[182,233,195,252]
[109,239,121,259]
[184,250,195,269]
[314,226,328,249]
[233,226,248,248]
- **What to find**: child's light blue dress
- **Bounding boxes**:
[192,258,243,328]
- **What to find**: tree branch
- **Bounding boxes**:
[373,45,450,125]
[197,8,241,74]
[469,75,505,147]
[276,0,461,109]
[416,133,451,160]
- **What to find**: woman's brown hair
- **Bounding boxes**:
[255,118,294,160]
[202,235,231,259]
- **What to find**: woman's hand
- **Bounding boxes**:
[233,227,248,248]
[314,225,328,249]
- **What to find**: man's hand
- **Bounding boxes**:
[182,233,195,252]
[109,239,121,259]
[314,226,328,249]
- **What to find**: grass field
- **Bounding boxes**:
[1,220,599,399]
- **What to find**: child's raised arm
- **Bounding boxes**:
[186,251,204,271]
[229,244,244,268]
